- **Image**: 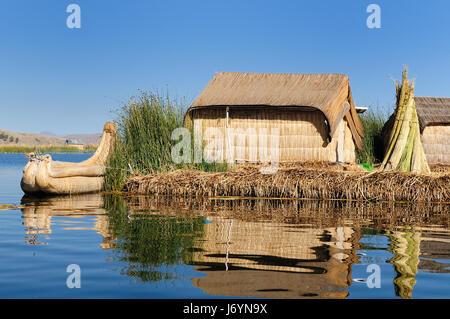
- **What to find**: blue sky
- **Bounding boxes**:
[0,0,449,134]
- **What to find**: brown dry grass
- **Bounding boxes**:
[124,163,449,203]
[429,165,450,174]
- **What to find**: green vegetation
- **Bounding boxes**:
[104,195,205,282]
[0,132,9,141]
[105,91,229,192]
[356,108,388,165]
[0,145,97,154]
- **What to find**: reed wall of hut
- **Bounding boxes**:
[421,125,450,165]
[415,96,450,165]
[192,107,356,163]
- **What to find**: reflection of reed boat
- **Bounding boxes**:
[20,122,116,195]
[21,193,114,248]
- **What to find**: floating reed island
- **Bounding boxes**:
[124,163,449,203]
[107,69,450,203]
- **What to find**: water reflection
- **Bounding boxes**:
[388,231,421,299]
[189,218,357,298]
[21,194,205,283]
[105,199,205,282]
[388,227,450,299]
[18,194,450,299]
[21,194,113,248]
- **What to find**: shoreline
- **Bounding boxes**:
[0,146,97,154]
[122,164,449,203]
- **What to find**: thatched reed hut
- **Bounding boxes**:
[382,96,450,166]
[414,97,450,165]
[185,72,364,164]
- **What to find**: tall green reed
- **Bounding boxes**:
[104,91,230,191]
[356,107,388,164]
[105,91,184,191]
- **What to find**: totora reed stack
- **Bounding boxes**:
[380,67,431,174]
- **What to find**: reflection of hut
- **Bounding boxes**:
[185,72,364,163]
[191,217,358,299]
[418,227,450,274]
[21,194,115,248]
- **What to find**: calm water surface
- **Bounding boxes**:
[0,153,449,299]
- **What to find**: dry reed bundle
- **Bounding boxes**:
[124,164,449,203]
[381,67,430,173]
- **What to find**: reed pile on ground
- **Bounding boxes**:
[429,165,450,174]
[124,164,449,202]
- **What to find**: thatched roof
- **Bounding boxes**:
[415,96,450,130]
[187,72,363,150]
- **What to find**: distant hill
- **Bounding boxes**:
[39,131,59,137]
[0,129,101,146]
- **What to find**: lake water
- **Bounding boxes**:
[0,153,449,299]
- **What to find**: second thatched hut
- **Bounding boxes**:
[414,97,450,165]
[382,96,450,166]
[185,72,364,164]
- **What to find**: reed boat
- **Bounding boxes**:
[20,122,117,195]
